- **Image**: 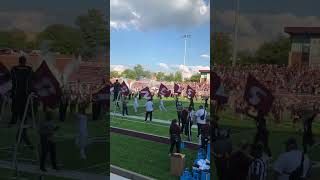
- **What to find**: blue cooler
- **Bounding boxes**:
[180,169,192,180]
[200,170,210,180]
[181,142,185,149]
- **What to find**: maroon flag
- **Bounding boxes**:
[186,85,196,98]
[159,83,171,97]
[33,61,62,109]
[140,87,152,99]
[121,82,130,95]
[244,74,274,114]
[0,62,11,95]
[174,83,182,94]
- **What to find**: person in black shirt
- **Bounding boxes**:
[10,56,34,149]
[169,119,181,155]
[229,141,253,180]
[9,56,33,125]
[113,80,120,101]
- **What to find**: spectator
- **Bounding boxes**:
[229,141,253,180]
[273,138,311,180]
[169,119,181,155]
[195,105,207,137]
[248,143,268,180]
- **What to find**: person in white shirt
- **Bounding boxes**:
[273,138,311,180]
[159,96,167,112]
[76,102,88,160]
[195,105,206,137]
[145,98,153,121]
[133,94,139,113]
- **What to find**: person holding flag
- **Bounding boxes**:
[175,97,183,126]
[113,79,120,101]
[244,74,274,157]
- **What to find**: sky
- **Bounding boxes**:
[212,0,320,51]
[110,0,210,78]
[0,0,108,32]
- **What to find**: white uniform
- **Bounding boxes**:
[76,113,88,159]
[159,99,167,112]
[133,97,139,113]
[273,150,311,180]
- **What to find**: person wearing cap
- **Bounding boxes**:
[169,119,181,155]
[273,138,311,180]
[195,105,207,137]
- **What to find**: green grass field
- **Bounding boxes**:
[111,97,320,180]
[0,110,108,179]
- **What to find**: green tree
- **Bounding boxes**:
[111,71,120,78]
[0,29,27,49]
[212,32,232,65]
[164,73,175,82]
[255,36,290,65]
[121,69,136,80]
[75,9,107,59]
[189,73,201,82]
[174,71,183,82]
[36,24,81,54]
[156,72,166,81]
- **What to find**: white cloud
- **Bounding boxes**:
[0,12,52,32]
[171,64,209,78]
[216,10,320,50]
[200,54,210,59]
[158,63,169,69]
[110,0,209,31]
[110,64,128,73]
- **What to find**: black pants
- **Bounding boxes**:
[177,111,181,126]
[181,121,186,134]
[122,106,128,116]
[10,95,28,124]
[113,92,119,101]
[16,128,32,147]
[197,123,202,136]
[185,121,193,139]
[40,136,57,170]
[214,157,230,180]
[92,103,99,120]
[170,138,181,154]
[254,129,272,157]
[145,111,152,121]
[70,103,76,113]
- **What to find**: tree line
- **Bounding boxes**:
[211,32,291,65]
[111,64,201,82]
[0,9,107,60]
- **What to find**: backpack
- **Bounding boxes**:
[288,152,305,180]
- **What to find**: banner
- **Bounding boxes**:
[174,83,182,94]
[121,81,130,95]
[0,62,11,95]
[244,74,274,114]
[140,87,152,99]
[33,61,62,108]
[186,85,196,98]
[159,83,171,97]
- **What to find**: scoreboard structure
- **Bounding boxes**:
[285,27,320,67]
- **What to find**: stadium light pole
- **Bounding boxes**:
[183,34,191,66]
[232,0,240,66]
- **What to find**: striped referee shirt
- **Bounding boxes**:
[248,157,267,180]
